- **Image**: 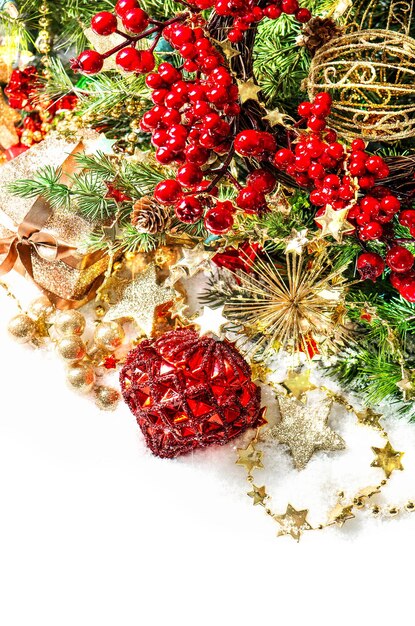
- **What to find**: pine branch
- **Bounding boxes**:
[118,224,162,253]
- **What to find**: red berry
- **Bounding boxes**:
[294,154,311,172]
[359,222,383,240]
[305,136,324,158]
[154,180,182,205]
[297,102,312,118]
[264,5,282,19]
[177,163,203,187]
[386,246,414,273]
[274,148,295,168]
[247,168,276,193]
[175,196,204,223]
[234,130,260,156]
[73,50,104,74]
[307,115,326,132]
[357,252,384,281]
[399,210,415,228]
[228,29,244,43]
[314,92,332,107]
[91,12,117,36]
[338,185,354,201]
[360,196,380,215]
[236,186,266,214]
[358,175,375,189]
[351,138,366,151]
[136,50,155,73]
[308,162,325,180]
[204,207,234,234]
[282,0,299,14]
[295,7,312,22]
[324,174,341,189]
[365,155,384,174]
[115,0,137,16]
[312,101,331,118]
[158,62,181,84]
[380,195,400,214]
[169,25,195,46]
[349,160,366,177]
[326,142,344,161]
[185,144,209,165]
[399,279,415,301]
[116,47,141,72]
[122,8,149,33]
[324,129,337,143]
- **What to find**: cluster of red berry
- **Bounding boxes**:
[72,0,156,75]
[190,0,311,42]
[274,92,415,301]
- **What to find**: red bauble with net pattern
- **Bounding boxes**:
[120,329,262,458]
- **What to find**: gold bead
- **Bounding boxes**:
[8,314,36,343]
[57,336,87,361]
[388,506,399,516]
[95,305,106,319]
[66,362,95,393]
[371,505,381,516]
[55,310,86,336]
[126,132,138,143]
[354,498,365,509]
[39,16,50,27]
[94,385,120,411]
[405,501,415,512]
[94,321,125,351]
[32,130,43,142]
[28,295,54,319]
[113,261,122,271]
[125,145,135,155]
[130,119,141,131]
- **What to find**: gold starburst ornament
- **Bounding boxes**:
[225,250,350,357]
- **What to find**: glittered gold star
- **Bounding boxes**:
[250,362,270,383]
[274,504,312,541]
[284,369,316,400]
[213,38,240,60]
[327,502,355,527]
[167,244,215,286]
[237,78,262,104]
[356,408,383,431]
[315,205,354,242]
[169,296,189,321]
[285,228,309,255]
[371,440,404,479]
[193,305,228,337]
[104,263,175,337]
[266,394,345,470]
[263,108,293,127]
[247,484,268,506]
[236,443,264,474]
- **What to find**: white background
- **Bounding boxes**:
[1,276,414,626]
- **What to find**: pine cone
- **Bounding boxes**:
[299,17,342,56]
[131,196,171,234]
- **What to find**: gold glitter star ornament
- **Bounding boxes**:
[237,78,262,104]
[236,443,264,474]
[315,205,354,242]
[371,441,404,479]
[104,263,175,337]
[274,504,312,541]
[266,393,346,470]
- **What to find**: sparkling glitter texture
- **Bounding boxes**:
[0,131,112,302]
[120,329,262,458]
[265,392,345,470]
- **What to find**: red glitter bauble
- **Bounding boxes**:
[120,329,262,458]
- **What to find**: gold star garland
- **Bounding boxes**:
[236,385,412,541]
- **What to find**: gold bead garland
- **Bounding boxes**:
[236,387,413,540]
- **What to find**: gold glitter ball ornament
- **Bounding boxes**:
[94,385,120,411]
[94,321,125,351]
[56,336,87,361]
[307,29,415,142]
[66,362,95,394]
[55,310,86,336]
[7,314,36,343]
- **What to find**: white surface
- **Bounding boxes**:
[1,277,415,625]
